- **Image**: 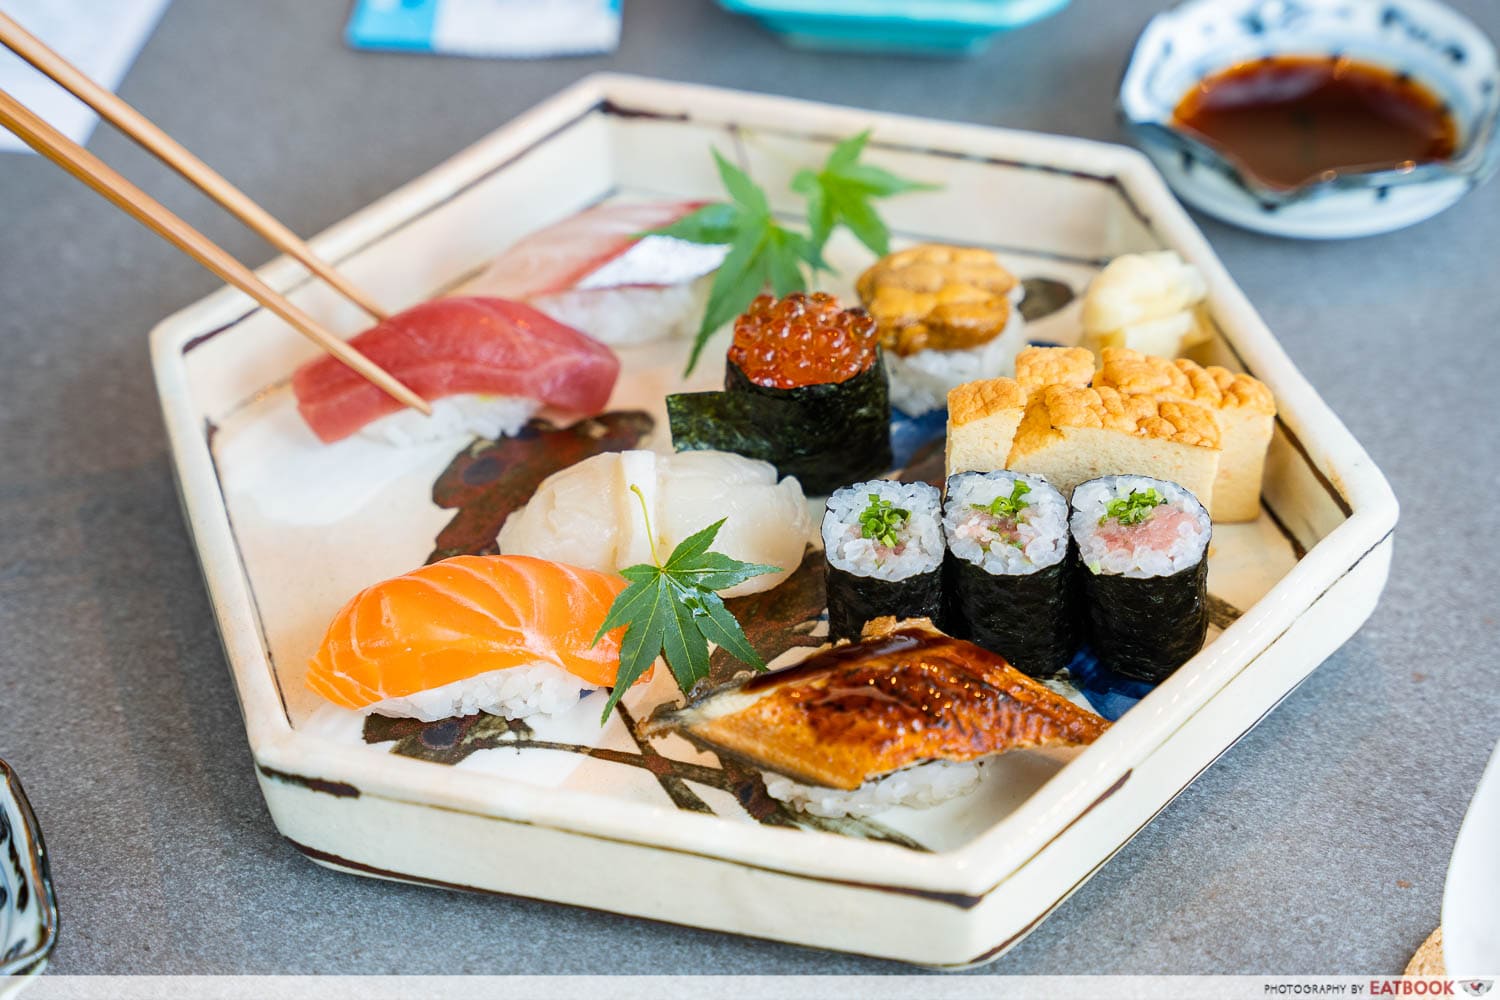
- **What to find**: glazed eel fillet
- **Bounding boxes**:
[645,617,1110,790]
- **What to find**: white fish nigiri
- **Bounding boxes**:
[462,200,729,346]
[498,450,814,597]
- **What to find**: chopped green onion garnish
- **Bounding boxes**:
[1101,488,1166,526]
[971,479,1031,520]
[859,493,910,549]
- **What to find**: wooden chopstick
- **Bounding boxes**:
[0,88,431,416]
[0,11,388,322]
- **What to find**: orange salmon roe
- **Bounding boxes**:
[728,292,880,389]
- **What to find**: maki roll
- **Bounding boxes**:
[822,481,943,641]
[1070,476,1211,684]
[667,293,891,495]
[942,471,1076,677]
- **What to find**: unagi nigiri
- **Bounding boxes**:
[306,555,643,722]
[644,618,1109,817]
[291,296,619,445]
[464,200,729,346]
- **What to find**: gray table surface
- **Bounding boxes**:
[2,0,1498,978]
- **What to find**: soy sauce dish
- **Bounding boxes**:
[1119,0,1500,238]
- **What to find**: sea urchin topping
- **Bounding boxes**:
[728,292,880,389]
[855,244,1018,357]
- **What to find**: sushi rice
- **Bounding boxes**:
[1070,475,1211,578]
[823,480,945,583]
[532,275,713,347]
[357,393,539,447]
[943,471,1069,575]
[763,760,983,818]
[884,285,1027,416]
[364,663,592,723]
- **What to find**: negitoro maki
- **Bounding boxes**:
[822,481,944,642]
[942,471,1077,677]
[667,293,891,495]
[1070,476,1211,684]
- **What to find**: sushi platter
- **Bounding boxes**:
[149,74,1397,967]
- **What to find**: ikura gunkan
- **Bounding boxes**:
[667,293,892,495]
[942,471,1077,677]
[822,480,944,642]
[1070,476,1211,683]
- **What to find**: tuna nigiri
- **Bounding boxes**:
[464,200,729,346]
[306,555,645,722]
[291,296,619,445]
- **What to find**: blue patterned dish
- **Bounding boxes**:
[716,0,1070,56]
[0,762,56,995]
[1120,0,1500,238]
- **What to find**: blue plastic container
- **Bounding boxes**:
[716,0,1070,56]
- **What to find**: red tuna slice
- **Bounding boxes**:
[292,296,620,444]
[471,200,708,299]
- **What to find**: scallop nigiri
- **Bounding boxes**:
[305,555,644,722]
[497,450,814,598]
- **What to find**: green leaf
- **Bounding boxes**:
[593,504,780,722]
[765,227,809,296]
[798,130,938,262]
[592,567,664,644]
[829,184,891,256]
[643,202,741,245]
[618,563,661,584]
[673,551,781,593]
[662,518,726,569]
[685,224,769,375]
[713,149,769,216]
[833,163,941,197]
[793,169,835,267]
[694,589,767,670]
[681,129,937,375]
[826,130,871,171]
[665,519,780,592]
[597,583,666,722]
[659,577,711,691]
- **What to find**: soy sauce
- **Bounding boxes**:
[1172,56,1458,189]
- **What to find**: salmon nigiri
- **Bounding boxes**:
[306,555,643,722]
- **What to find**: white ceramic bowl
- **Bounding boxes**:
[1120,0,1500,238]
[1442,738,1500,978]
[0,761,56,996]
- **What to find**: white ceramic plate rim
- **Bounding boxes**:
[1442,736,1500,976]
[149,73,1399,898]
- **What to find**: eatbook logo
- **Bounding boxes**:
[1461,983,1493,997]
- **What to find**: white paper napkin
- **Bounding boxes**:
[0,0,172,154]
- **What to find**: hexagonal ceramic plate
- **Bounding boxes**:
[149,74,1397,968]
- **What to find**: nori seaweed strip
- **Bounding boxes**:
[667,355,892,495]
[1081,559,1208,683]
[825,563,942,643]
[943,553,1078,678]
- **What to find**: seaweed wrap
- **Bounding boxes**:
[1069,476,1211,684]
[942,471,1076,677]
[667,293,891,495]
[822,481,943,641]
